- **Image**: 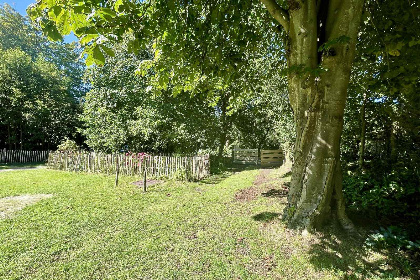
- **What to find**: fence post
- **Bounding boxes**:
[143,169,147,192]
[115,153,119,187]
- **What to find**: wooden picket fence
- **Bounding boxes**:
[47,151,210,180]
[233,148,259,165]
[261,149,284,167]
[0,149,49,163]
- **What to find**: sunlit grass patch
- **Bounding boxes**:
[0,194,53,219]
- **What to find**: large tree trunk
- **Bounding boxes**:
[262,0,364,231]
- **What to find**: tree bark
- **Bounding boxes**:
[358,93,367,170]
[217,94,229,158]
[20,124,23,150]
[262,0,364,231]
[390,120,397,164]
[7,125,11,150]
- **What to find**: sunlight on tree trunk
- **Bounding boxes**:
[261,0,365,231]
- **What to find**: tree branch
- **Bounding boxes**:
[260,0,290,33]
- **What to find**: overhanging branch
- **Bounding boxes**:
[260,0,290,33]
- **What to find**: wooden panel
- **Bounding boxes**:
[261,149,284,167]
[233,148,258,165]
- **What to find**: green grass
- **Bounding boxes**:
[0,169,416,279]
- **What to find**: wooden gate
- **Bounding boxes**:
[233,148,259,165]
[260,149,284,167]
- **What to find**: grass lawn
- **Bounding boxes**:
[0,167,416,279]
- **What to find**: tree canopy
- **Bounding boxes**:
[0,4,86,150]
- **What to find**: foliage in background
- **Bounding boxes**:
[341,0,420,238]
[81,38,220,154]
[81,32,292,156]
[57,138,80,152]
[0,4,86,150]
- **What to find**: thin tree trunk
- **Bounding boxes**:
[217,94,229,158]
[359,93,367,170]
[14,128,17,150]
[7,125,11,150]
[218,132,227,158]
[20,124,23,150]
[390,120,397,164]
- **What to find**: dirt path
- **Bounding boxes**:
[235,167,290,202]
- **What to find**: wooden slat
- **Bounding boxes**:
[261,149,284,166]
[233,148,258,165]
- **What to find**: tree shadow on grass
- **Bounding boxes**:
[200,173,232,185]
[203,164,261,185]
[308,226,418,279]
[280,170,292,178]
[261,188,287,198]
[252,212,280,222]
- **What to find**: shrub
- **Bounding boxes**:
[343,168,420,239]
[57,138,79,152]
[365,226,420,251]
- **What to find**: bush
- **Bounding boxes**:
[365,226,420,251]
[209,156,233,174]
[57,138,80,152]
[343,168,420,239]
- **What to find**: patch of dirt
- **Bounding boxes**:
[0,194,53,219]
[132,180,163,188]
[235,169,288,202]
[235,186,263,202]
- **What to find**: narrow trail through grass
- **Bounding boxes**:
[0,168,415,279]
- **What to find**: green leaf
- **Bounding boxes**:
[135,60,153,76]
[80,34,99,45]
[85,44,106,66]
[92,45,105,65]
[101,45,115,57]
[48,6,62,19]
[388,49,400,56]
[97,8,117,20]
[408,39,420,47]
[57,10,71,35]
[318,35,351,52]
[114,0,124,12]
[44,21,63,41]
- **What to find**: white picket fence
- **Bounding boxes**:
[47,151,210,180]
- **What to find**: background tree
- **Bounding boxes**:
[341,0,420,236]
[232,56,294,155]
[81,38,221,154]
[0,4,86,150]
